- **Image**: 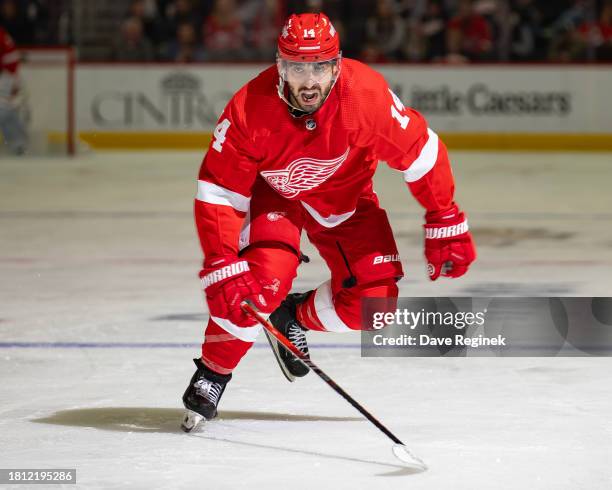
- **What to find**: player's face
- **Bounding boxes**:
[284,60,338,113]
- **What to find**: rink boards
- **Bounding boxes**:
[71,64,612,151]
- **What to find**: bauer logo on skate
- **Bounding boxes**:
[425,220,468,239]
[201,261,249,288]
[260,147,350,198]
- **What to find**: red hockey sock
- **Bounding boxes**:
[201,320,253,375]
[297,280,398,331]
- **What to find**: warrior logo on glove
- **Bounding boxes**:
[424,205,476,281]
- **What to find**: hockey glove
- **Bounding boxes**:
[200,255,267,326]
[423,203,476,281]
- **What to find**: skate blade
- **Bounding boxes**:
[181,410,204,433]
[263,329,296,383]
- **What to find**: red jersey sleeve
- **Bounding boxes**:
[359,68,455,213]
[195,86,259,260]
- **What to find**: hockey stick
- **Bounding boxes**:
[241,300,427,470]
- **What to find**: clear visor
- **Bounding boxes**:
[279,59,338,83]
[278,55,341,83]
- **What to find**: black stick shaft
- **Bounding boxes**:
[241,301,404,446]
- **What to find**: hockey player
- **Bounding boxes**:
[182,12,476,430]
[0,26,27,154]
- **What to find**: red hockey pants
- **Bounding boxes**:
[201,178,403,374]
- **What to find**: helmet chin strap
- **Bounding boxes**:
[276,78,310,118]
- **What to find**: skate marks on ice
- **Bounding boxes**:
[150,313,207,322]
[33,407,361,434]
[459,281,576,296]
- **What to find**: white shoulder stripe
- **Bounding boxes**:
[403,128,439,183]
[196,180,250,212]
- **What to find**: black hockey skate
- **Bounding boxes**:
[181,358,231,432]
[266,292,311,382]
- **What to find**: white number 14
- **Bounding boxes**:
[388,89,409,130]
[212,118,231,153]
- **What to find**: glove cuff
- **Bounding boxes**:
[424,203,469,240]
[425,202,460,223]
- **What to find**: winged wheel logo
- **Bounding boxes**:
[261,147,350,198]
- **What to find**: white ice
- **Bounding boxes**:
[1,151,611,489]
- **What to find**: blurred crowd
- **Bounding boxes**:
[1,0,611,62]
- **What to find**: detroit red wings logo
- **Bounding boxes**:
[261,147,350,198]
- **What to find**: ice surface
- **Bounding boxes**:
[1,151,611,488]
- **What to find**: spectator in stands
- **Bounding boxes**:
[247,0,286,61]
[545,0,596,61]
[0,0,30,44]
[548,25,586,61]
[2,0,50,45]
[335,0,372,58]
[578,0,612,60]
[127,0,166,48]
[394,0,427,61]
[551,0,592,33]
[363,0,406,61]
[162,0,202,39]
[420,0,448,60]
[164,21,205,61]
[112,17,155,61]
[202,0,246,61]
[501,0,543,61]
[447,0,494,61]
[445,26,469,62]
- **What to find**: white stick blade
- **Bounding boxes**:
[392,444,427,471]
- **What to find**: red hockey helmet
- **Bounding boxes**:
[277,13,340,62]
[276,13,342,114]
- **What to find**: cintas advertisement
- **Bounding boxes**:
[77,67,241,130]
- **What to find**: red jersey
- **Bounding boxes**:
[0,27,19,74]
[196,58,455,259]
